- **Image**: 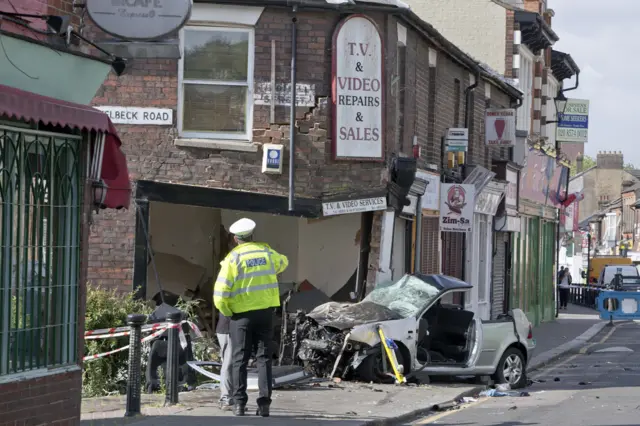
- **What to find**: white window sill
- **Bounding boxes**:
[0,364,81,384]
[174,138,259,153]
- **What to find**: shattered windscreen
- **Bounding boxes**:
[362,274,441,318]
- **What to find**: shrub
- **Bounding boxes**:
[82,285,153,397]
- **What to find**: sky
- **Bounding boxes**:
[552,0,639,166]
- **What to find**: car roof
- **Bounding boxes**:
[413,273,473,291]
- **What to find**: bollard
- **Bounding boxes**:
[165,311,182,406]
[125,313,147,417]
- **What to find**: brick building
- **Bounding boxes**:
[0,0,130,424]
[405,0,581,323]
[78,0,522,323]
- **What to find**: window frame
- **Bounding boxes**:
[516,46,534,133]
[546,75,559,147]
[177,25,255,142]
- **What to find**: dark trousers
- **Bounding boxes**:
[559,288,569,308]
[230,308,273,407]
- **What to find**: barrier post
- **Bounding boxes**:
[165,312,182,406]
[125,314,147,417]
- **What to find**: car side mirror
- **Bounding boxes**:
[581,271,587,279]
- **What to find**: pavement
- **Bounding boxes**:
[528,303,604,371]
[80,303,605,426]
[405,319,640,425]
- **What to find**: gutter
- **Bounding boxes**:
[196,0,523,102]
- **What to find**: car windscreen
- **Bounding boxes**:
[603,266,639,285]
[362,274,441,318]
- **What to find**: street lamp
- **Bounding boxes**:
[547,90,568,124]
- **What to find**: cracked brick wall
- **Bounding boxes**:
[88,9,398,291]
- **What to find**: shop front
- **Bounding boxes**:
[512,148,565,325]
[492,161,522,318]
[466,180,506,320]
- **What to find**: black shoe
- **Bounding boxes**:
[256,405,270,417]
[233,404,246,416]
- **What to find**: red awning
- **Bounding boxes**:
[0,84,131,209]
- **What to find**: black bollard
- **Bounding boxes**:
[165,311,182,406]
[125,314,147,417]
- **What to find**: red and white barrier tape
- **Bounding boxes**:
[83,327,168,362]
[83,321,203,362]
[84,320,202,340]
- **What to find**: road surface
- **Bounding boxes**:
[408,320,640,425]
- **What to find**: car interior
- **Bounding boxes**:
[416,300,476,365]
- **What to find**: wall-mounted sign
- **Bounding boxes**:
[420,170,441,215]
[86,0,193,42]
[557,99,589,143]
[95,106,173,125]
[323,196,387,216]
[505,168,518,212]
[445,128,468,152]
[439,184,475,233]
[261,143,283,175]
[485,109,516,146]
[332,15,384,161]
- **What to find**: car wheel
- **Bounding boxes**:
[357,346,405,384]
[492,347,527,389]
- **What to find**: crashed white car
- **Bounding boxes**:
[294,274,535,389]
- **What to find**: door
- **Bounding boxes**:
[476,215,492,320]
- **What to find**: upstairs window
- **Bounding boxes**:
[178,27,254,141]
[516,46,534,133]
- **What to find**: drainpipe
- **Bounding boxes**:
[460,73,479,303]
[288,6,298,212]
[414,195,423,274]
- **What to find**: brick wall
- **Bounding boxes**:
[0,369,82,426]
[88,8,402,289]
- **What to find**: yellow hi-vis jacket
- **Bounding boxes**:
[213,242,289,317]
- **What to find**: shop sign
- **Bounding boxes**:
[439,184,475,233]
[86,0,193,42]
[485,109,516,146]
[557,99,589,143]
[332,15,384,161]
[445,128,468,152]
[322,196,387,216]
[95,106,173,125]
[505,168,518,212]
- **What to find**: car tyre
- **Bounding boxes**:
[492,347,527,389]
[357,346,405,384]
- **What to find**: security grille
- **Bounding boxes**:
[0,125,83,376]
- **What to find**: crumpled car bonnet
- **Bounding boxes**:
[306,301,403,330]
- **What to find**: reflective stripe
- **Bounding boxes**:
[216,277,233,287]
[213,282,279,298]
[237,268,276,281]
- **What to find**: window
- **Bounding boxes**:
[546,75,559,146]
[516,46,534,133]
[0,125,82,376]
[178,26,254,141]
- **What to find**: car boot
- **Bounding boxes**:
[233,404,246,416]
[256,404,270,417]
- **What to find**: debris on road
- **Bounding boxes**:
[480,389,531,397]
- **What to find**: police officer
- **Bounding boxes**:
[214,218,288,417]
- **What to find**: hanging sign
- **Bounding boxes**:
[485,109,516,146]
[86,0,193,42]
[332,15,384,161]
[439,184,475,233]
[445,128,469,152]
[557,99,589,143]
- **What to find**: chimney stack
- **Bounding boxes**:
[576,154,583,173]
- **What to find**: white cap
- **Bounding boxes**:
[229,218,256,238]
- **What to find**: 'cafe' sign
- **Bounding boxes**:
[331,15,384,161]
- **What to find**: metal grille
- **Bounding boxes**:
[421,217,439,274]
[0,125,83,376]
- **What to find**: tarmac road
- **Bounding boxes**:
[407,321,640,426]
